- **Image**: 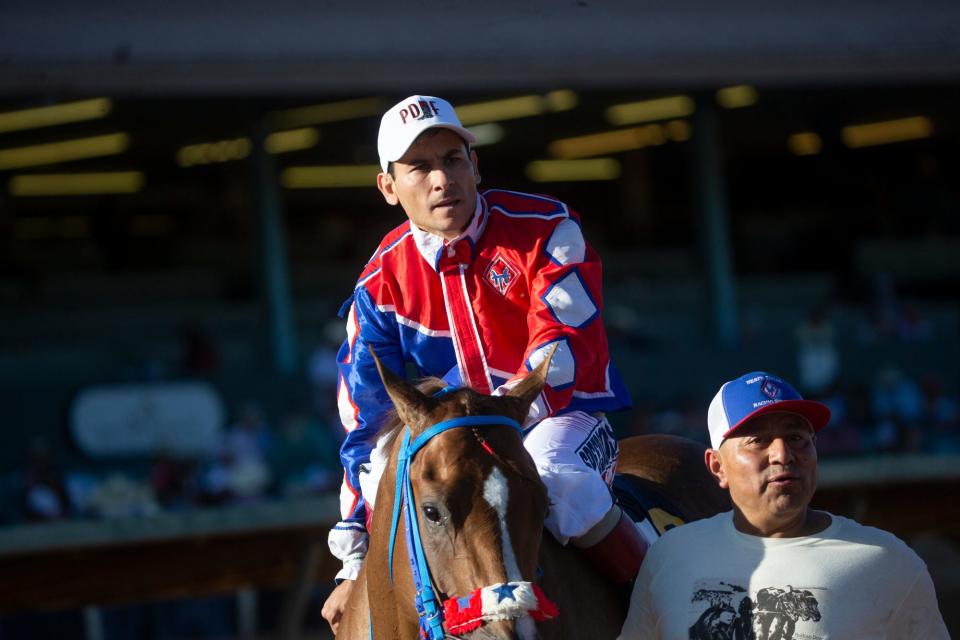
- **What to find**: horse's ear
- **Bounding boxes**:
[369,346,432,427]
[506,343,556,410]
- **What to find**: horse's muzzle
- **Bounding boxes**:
[461,618,539,640]
[441,581,558,637]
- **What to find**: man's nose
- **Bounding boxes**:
[768,438,795,464]
[430,167,454,189]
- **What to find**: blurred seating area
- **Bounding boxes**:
[0,281,347,527]
[1,239,957,532]
[597,244,959,457]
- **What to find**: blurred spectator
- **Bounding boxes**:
[270,410,341,496]
[88,474,160,519]
[306,318,344,419]
[918,374,960,453]
[151,451,198,509]
[871,366,923,452]
[21,438,70,522]
[862,273,932,345]
[896,302,932,343]
[813,382,863,457]
[224,402,272,456]
[178,321,221,378]
[794,305,840,396]
[867,272,900,341]
[872,367,923,424]
[199,402,272,503]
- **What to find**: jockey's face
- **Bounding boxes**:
[377,129,480,241]
[706,412,818,537]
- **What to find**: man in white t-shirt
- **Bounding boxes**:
[619,371,949,640]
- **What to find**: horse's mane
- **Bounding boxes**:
[374,376,449,446]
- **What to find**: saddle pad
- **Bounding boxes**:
[612,474,689,538]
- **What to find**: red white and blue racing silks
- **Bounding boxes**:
[330,188,631,579]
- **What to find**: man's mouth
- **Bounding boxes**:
[766,473,800,487]
[433,196,460,209]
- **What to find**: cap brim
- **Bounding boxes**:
[437,123,477,145]
[721,399,832,441]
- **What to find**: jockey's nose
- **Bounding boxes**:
[430,167,455,191]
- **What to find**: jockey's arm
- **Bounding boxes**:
[328,288,406,580]
[492,217,612,423]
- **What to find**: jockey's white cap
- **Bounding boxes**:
[377,95,476,172]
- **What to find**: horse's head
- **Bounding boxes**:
[370,348,556,639]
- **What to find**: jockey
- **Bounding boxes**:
[323,95,644,631]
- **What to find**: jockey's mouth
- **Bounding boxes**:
[432,196,461,210]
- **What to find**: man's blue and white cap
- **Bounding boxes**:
[377,95,476,172]
[707,371,831,449]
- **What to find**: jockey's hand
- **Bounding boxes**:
[322,578,355,635]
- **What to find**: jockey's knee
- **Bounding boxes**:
[536,464,614,544]
[523,412,619,543]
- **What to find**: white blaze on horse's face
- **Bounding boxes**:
[482,465,539,640]
[482,466,522,583]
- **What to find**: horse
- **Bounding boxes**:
[335,351,730,639]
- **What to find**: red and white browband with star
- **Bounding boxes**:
[441,581,560,636]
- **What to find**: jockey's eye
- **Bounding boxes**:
[422,504,445,525]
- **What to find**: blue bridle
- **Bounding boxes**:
[386,408,525,640]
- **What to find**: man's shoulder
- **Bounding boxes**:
[483,188,575,222]
[651,512,730,552]
[828,514,922,561]
[355,220,416,283]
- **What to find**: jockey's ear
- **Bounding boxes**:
[505,343,556,417]
[369,346,434,429]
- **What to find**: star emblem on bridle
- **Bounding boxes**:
[493,583,518,603]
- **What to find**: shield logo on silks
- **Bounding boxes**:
[761,378,781,400]
[483,254,519,296]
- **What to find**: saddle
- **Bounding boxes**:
[612,474,689,542]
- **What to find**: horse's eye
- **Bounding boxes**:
[423,505,444,525]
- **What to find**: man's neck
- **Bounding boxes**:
[731,507,831,538]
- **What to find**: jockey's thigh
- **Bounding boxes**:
[522,411,618,544]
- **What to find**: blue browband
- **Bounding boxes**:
[386,413,525,640]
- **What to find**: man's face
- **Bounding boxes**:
[376,129,480,241]
[708,412,818,533]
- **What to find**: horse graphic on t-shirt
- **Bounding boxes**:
[690,582,822,640]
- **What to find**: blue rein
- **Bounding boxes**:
[386,413,525,640]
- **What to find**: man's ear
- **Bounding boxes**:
[705,448,728,490]
[470,149,480,184]
[377,171,400,206]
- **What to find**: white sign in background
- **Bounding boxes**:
[70,382,225,457]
